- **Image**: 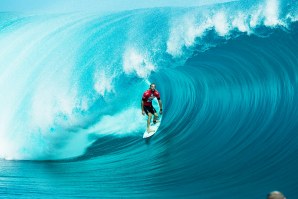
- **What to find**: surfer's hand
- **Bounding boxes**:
[142,110,145,115]
[159,110,163,115]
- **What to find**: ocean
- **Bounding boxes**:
[0,0,298,198]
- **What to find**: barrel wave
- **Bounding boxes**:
[0,0,298,198]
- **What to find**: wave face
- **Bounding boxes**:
[0,0,298,198]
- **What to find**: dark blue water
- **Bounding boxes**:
[0,1,298,198]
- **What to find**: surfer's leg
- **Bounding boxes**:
[147,113,154,132]
[151,106,159,124]
[153,113,159,124]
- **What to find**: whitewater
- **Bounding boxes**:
[0,0,298,198]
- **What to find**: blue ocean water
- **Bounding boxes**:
[0,0,298,198]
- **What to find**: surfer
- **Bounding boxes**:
[141,83,162,132]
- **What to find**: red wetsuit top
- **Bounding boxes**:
[142,89,160,106]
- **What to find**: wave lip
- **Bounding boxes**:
[166,0,297,58]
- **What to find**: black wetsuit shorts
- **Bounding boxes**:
[143,105,156,115]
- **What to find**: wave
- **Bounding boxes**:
[0,0,297,160]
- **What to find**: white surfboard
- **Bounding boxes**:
[143,117,162,138]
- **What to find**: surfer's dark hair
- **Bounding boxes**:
[150,83,156,88]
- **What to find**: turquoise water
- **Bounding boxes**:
[0,1,298,198]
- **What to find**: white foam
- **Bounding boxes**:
[165,0,295,58]
[166,14,213,57]
[264,0,280,26]
[196,19,213,37]
[166,24,184,57]
[30,76,78,131]
[286,13,298,22]
[123,48,155,78]
[89,108,144,136]
[0,15,96,160]
[166,11,231,57]
[183,19,197,47]
[213,11,230,36]
[232,12,250,33]
[250,6,263,28]
[94,70,114,96]
[166,22,192,56]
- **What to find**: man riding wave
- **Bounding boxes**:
[141,83,163,132]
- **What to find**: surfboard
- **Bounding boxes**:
[143,117,162,138]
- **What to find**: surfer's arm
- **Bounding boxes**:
[155,91,162,112]
[141,92,148,114]
[158,99,162,113]
[141,100,145,115]
[141,100,144,111]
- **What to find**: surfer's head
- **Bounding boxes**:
[267,191,286,199]
[150,83,156,91]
